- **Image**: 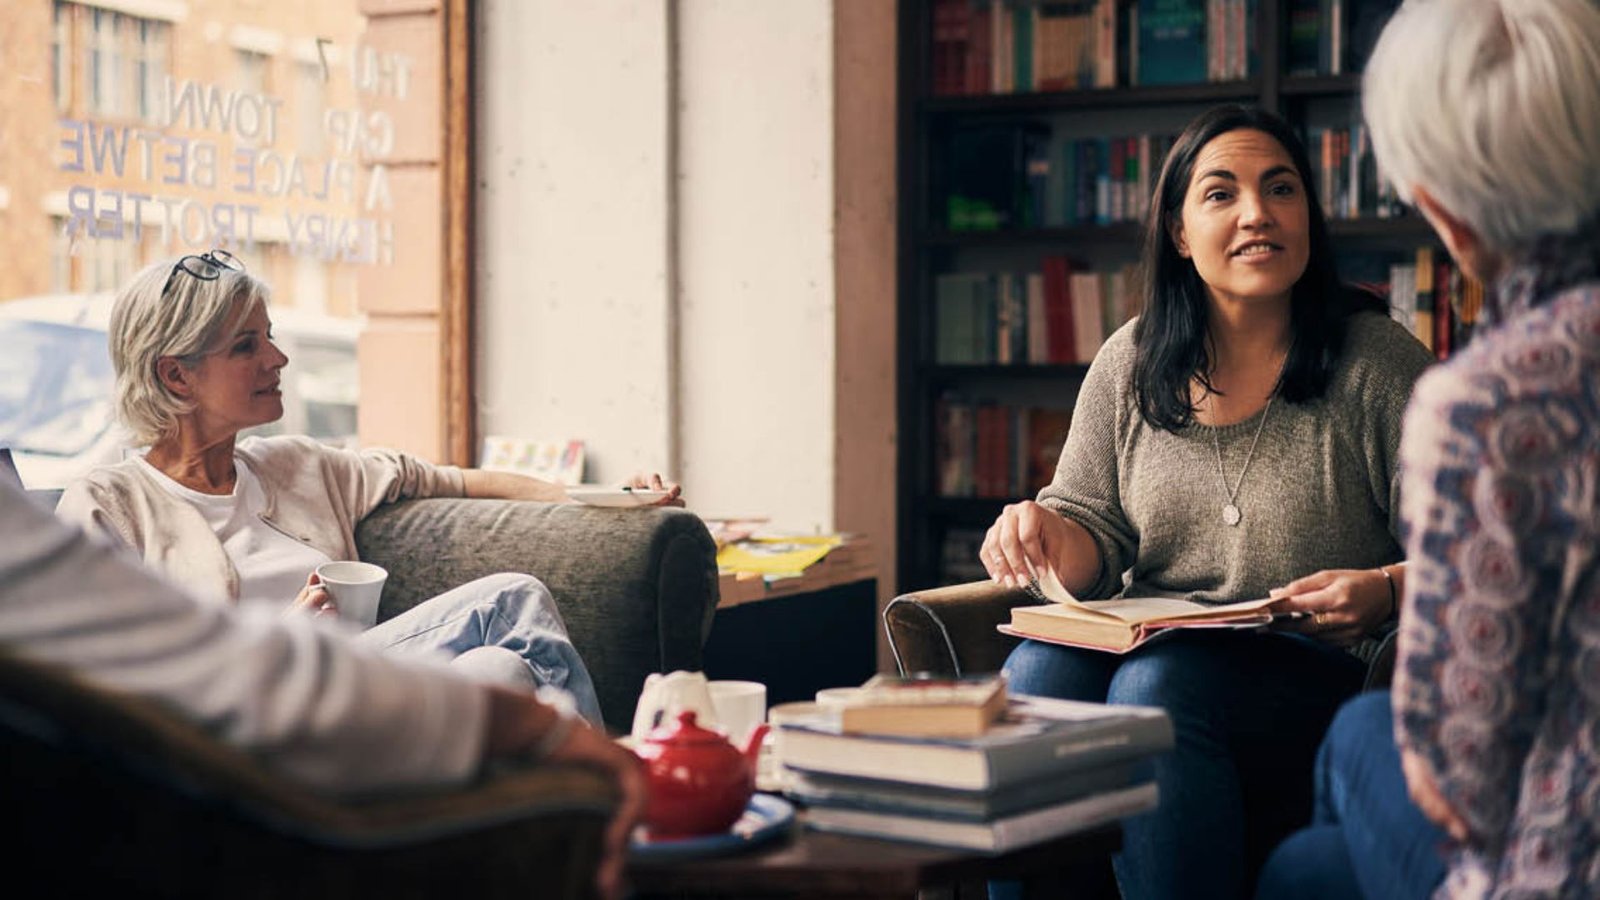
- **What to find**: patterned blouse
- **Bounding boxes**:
[1393,226,1600,899]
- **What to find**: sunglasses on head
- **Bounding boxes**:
[161,249,245,299]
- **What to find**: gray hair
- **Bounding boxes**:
[1362,0,1600,252]
[110,257,272,445]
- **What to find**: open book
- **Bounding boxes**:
[999,568,1278,653]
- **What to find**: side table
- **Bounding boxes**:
[629,821,1120,899]
[703,538,878,705]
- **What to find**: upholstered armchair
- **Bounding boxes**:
[883,580,1400,691]
[355,498,721,732]
[1,650,618,899]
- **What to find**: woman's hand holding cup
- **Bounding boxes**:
[291,573,338,618]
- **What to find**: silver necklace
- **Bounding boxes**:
[1209,393,1274,526]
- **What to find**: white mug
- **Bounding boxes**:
[315,561,388,628]
[708,680,767,744]
[631,670,720,742]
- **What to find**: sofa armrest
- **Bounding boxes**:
[883,580,1038,678]
[355,498,719,731]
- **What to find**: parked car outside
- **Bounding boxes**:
[0,293,360,490]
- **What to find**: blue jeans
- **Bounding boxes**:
[355,572,604,726]
[992,631,1364,900]
[1255,691,1449,900]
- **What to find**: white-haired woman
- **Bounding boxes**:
[58,252,682,728]
[1257,1,1600,898]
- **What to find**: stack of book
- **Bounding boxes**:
[780,675,1172,852]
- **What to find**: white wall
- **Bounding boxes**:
[476,0,839,534]
[475,0,675,480]
[674,1,836,529]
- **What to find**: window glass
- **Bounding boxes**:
[2,1,443,487]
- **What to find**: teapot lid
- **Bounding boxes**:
[648,710,731,745]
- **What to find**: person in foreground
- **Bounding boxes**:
[1256,1,1600,897]
[982,104,1435,900]
[0,477,644,899]
[57,253,681,727]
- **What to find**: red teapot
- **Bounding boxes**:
[633,710,769,839]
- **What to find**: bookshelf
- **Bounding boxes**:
[896,0,1455,592]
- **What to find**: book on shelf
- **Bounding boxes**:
[839,674,1008,739]
[1135,0,1207,86]
[778,694,1173,791]
[1001,568,1278,653]
[933,398,1073,499]
[803,781,1158,852]
[787,756,1150,822]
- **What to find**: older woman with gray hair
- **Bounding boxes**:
[59,252,678,729]
[1257,1,1600,897]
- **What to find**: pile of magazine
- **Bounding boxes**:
[778,674,1173,853]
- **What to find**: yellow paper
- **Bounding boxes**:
[716,535,843,578]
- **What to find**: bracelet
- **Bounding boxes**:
[529,707,580,761]
[1377,566,1397,620]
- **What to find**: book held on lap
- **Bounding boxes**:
[1002,568,1277,653]
[803,781,1158,853]
[778,695,1173,791]
[838,673,1008,738]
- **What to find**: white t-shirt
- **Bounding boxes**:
[135,455,332,609]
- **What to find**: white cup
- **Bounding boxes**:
[315,561,388,628]
[632,671,720,742]
[708,680,767,744]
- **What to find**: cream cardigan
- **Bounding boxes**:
[56,435,467,604]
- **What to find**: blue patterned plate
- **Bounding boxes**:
[629,794,796,862]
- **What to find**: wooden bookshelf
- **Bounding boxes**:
[897,0,1423,592]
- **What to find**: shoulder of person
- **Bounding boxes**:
[1334,311,1435,395]
[237,434,349,467]
[1086,317,1141,385]
[61,456,148,504]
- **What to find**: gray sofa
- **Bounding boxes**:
[355,497,720,732]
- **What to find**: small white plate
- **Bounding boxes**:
[567,487,671,508]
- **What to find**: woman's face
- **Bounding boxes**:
[1171,128,1310,309]
[181,303,288,434]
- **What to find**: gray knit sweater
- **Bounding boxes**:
[1040,312,1435,604]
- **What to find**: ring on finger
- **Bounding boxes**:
[1312,611,1327,627]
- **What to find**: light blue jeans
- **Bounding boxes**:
[355,572,603,726]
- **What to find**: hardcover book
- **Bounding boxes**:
[1136,0,1206,86]
[1001,568,1278,653]
[804,782,1158,852]
[786,757,1149,822]
[839,674,1008,738]
[778,694,1173,791]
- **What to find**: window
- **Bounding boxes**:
[296,60,326,158]
[52,2,72,113]
[236,49,270,97]
[87,8,123,118]
[49,217,72,294]
[135,20,170,123]
[7,1,468,472]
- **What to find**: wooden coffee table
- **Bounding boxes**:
[628,820,1120,899]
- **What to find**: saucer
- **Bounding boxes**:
[629,794,796,862]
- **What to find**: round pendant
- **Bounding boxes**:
[1222,503,1242,526]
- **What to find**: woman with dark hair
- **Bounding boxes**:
[981,105,1434,899]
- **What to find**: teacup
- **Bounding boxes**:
[315,561,388,628]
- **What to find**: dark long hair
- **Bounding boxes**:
[1132,105,1384,431]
